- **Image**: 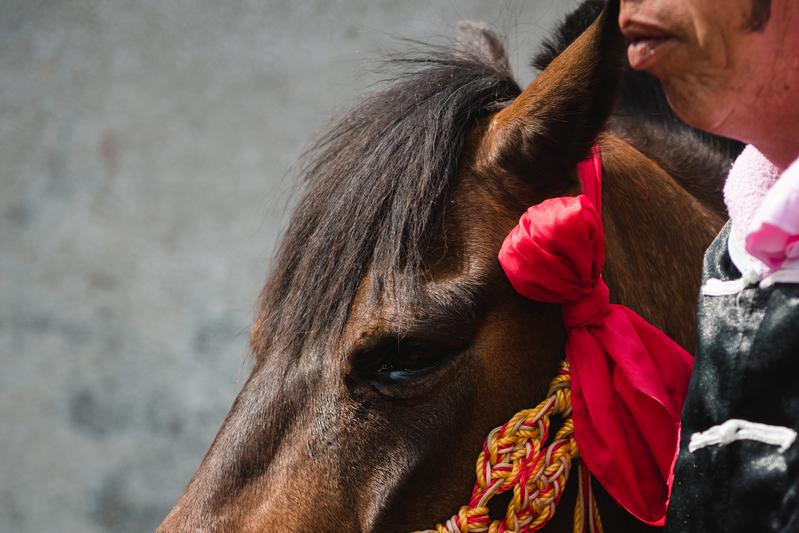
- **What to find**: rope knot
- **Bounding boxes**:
[414,362,602,533]
[562,279,609,329]
[498,195,604,308]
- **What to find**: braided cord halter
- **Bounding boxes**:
[414,361,602,533]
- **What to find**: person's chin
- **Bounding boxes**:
[660,79,723,133]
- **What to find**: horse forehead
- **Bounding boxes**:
[343,264,492,346]
[304,152,508,357]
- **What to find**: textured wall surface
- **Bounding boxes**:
[0,1,577,531]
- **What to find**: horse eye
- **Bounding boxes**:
[354,339,456,386]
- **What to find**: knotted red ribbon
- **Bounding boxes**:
[498,146,693,526]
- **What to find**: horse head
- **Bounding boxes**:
[159,3,725,531]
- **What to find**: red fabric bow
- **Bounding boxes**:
[498,190,693,526]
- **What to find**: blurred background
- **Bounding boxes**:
[0,1,579,531]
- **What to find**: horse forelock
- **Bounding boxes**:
[251,48,521,362]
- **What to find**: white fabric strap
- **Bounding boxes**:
[701,267,799,296]
[689,419,797,454]
[701,270,762,296]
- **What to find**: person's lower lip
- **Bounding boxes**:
[627,37,675,70]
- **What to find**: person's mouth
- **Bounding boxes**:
[621,22,677,70]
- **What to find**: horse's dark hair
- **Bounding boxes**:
[254,50,521,360]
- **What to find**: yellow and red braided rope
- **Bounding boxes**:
[414,361,602,533]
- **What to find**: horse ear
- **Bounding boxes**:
[480,1,624,183]
[455,21,512,77]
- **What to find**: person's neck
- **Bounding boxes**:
[731,73,799,170]
[753,133,799,172]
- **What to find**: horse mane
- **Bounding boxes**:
[252,47,521,359]
[534,0,743,215]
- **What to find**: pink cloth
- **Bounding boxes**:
[724,145,781,245]
[724,146,799,271]
[498,149,693,526]
[746,157,799,269]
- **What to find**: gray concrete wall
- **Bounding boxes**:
[0,1,578,531]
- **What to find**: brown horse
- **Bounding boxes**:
[158,2,738,532]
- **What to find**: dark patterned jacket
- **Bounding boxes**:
[666,223,799,532]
